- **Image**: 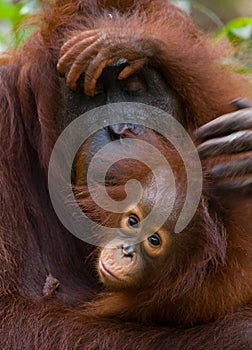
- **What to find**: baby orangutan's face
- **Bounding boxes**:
[97,206,170,290]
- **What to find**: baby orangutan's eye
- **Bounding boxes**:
[127,214,140,228]
[147,234,161,247]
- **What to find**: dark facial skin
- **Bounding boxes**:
[63,62,251,197]
[57,61,183,133]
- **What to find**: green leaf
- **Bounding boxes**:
[231,25,252,40]
[218,18,252,43]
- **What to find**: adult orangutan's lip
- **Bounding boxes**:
[99,260,121,281]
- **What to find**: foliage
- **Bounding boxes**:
[218,18,252,73]
[0,0,39,50]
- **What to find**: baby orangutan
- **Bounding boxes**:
[97,188,171,291]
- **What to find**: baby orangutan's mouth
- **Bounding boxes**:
[98,260,121,282]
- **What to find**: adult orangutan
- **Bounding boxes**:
[0,0,251,349]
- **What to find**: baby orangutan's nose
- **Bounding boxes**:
[122,244,136,258]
